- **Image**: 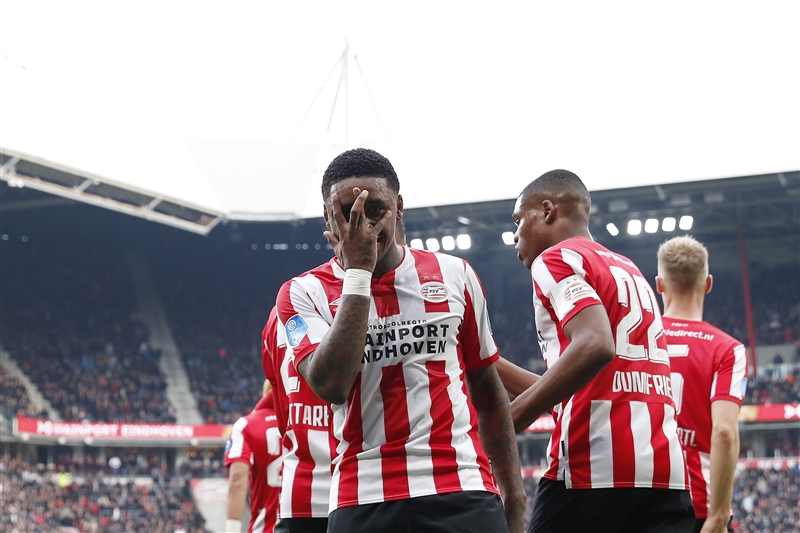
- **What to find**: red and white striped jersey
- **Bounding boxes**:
[663,318,747,518]
[224,394,282,533]
[262,308,337,519]
[276,247,500,511]
[531,237,687,490]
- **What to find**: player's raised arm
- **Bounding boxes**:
[297,188,393,405]
[509,305,614,433]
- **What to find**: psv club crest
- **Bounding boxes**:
[419,281,449,303]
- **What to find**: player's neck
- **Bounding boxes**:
[663,293,704,322]
[373,244,404,279]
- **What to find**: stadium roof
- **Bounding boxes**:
[1,2,798,234]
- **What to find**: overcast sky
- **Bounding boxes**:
[1,1,798,217]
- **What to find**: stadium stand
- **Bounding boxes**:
[0,368,47,420]
[731,463,800,532]
[0,241,176,423]
[0,457,210,533]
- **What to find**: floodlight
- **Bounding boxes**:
[456,234,471,250]
[410,238,424,250]
[442,236,456,250]
[662,217,676,231]
[426,238,441,252]
[502,232,515,245]
[679,216,693,230]
[644,219,659,233]
[627,220,642,235]
[606,223,620,236]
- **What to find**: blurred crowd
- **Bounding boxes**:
[744,370,800,406]
[731,465,800,532]
[0,458,209,533]
[1,245,175,424]
[0,368,47,420]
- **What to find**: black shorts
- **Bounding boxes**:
[692,517,733,533]
[327,491,508,533]
[273,517,328,533]
[528,478,695,533]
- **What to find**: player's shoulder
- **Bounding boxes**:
[279,258,341,296]
[247,407,279,427]
[700,321,744,351]
[408,247,471,277]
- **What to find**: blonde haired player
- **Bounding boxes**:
[225,380,283,533]
[657,236,748,533]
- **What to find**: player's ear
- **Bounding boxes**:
[542,200,556,224]
[396,194,404,219]
[655,276,666,294]
[705,275,713,294]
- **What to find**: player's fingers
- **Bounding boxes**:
[329,194,348,232]
[370,209,393,234]
[348,189,369,231]
[323,231,342,260]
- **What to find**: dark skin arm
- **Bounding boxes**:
[297,189,392,405]
[495,357,541,400]
[467,364,526,533]
[510,304,615,433]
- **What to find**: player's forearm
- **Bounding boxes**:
[226,467,249,521]
[509,339,613,433]
[706,424,739,523]
[467,365,526,533]
[495,357,540,398]
[301,294,370,404]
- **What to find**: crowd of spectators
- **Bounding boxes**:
[0,243,175,423]
[704,265,800,349]
[0,368,48,420]
[0,458,209,533]
[731,464,800,532]
[148,248,276,424]
[744,370,800,406]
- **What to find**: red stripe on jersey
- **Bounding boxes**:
[540,247,579,283]
[372,269,400,318]
[566,401,591,487]
[409,249,450,313]
[456,342,497,492]
[379,364,411,499]
[611,402,635,487]
[338,373,364,506]
[685,450,709,517]
[290,430,313,516]
[648,403,671,487]
[425,360,461,493]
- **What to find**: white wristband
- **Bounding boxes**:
[342,268,372,297]
[225,519,242,532]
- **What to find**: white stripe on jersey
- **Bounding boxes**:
[228,418,248,459]
[729,346,747,399]
[560,248,587,277]
[589,400,614,487]
[533,290,561,369]
[252,508,266,533]
[664,404,686,488]
[558,398,574,488]
[279,431,299,517]
[308,429,334,516]
[699,450,712,503]
[404,362,437,499]
[630,401,655,486]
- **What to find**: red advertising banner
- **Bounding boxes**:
[524,414,555,433]
[737,457,800,471]
[524,403,800,433]
[14,417,230,441]
[739,403,800,422]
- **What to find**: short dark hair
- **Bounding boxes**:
[321,148,400,200]
[521,169,590,203]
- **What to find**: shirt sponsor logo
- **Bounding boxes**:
[285,315,309,348]
[563,280,594,302]
[420,281,449,303]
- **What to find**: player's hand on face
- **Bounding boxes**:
[323,229,342,262]
[326,188,392,273]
